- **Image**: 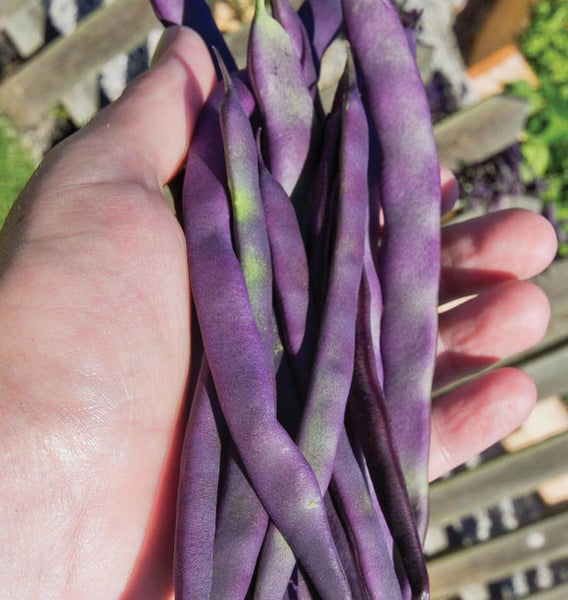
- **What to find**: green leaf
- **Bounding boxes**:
[519,161,535,184]
[0,116,36,228]
[544,177,566,204]
[521,139,551,177]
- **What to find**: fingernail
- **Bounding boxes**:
[151,25,182,66]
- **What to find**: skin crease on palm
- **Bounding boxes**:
[0,26,558,600]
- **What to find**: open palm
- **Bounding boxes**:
[0,28,557,600]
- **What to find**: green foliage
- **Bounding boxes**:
[522,0,568,96]
[508,0,568,255]
[0,115,36,229]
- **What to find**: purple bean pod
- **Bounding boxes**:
[329,430,403,600]
[254,57,368,600]
[210,61,296,598]
[349,273,429,600]
[174,359,222,600]
[248,0,314,195]
[271,0,318,96]
[298,0,342,65]
[219,58,274,367]
[184,73,351,600]
[343,0,441,539]
[363,212,384,386]
[257,143,309,362]
[149,0,237,73]
[173,78,254,599]
[325,493,368,600]
[210,443,268,599]
[307,108,341,308]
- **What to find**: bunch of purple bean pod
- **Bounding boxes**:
[150,0,441,598]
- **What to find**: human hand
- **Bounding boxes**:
[0,26,557,599]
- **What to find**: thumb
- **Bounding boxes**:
[0,26,216,271]
[48,26,217,191]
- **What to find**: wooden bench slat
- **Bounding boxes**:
[61,73,100,126]
[433,95,529,171]
[525,581,568,600]
[429,432,568,527]
[0,0,28,24]
[530,259,568,351]
[3,0,45,58]
[429,510,568,599]
[469,0,533,66]
[521,344,568,400]
[0,0,160,127]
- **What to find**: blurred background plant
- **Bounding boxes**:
[507,0,568,255]
[0,113,35,227]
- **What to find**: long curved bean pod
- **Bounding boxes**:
[184,82,351,600]
[261,277,395,600]
[248,0,314,195]
[282,567,316,600]
[363,224,384,386]
[271,0,318,94]
[259,152,386,600]
[268,294,396,600]
[349,275,429,600]
[298,0,342,64]
[174,77,254,599]
[400,8,422,58]
[174,359,222,600]
[219,61,274,367]
[149,0,236,73]
[330,430,403,600]
[258,145,308,361]
[254,58,368,600]
[364,121,384,384]
[307,108,341,308]
[296,54,367,503]
[210,443,268,599]
[343,0,441,538]
[207,64,278,599]
[257,141,318,401]
[325,494,367,600]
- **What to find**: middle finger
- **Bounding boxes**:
[434,280,550,390]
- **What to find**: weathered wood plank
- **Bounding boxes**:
[469,0,534,66]
[0,0,28,24]
[0,0,160,128]
[539,472,568,507]
[433,95,529,170]
[429,432,568,527]
[429,511,568,599]
[468,43,539,100]
[3,0,45,58]
[416,41,435,85]
[530,259,568,351]
[224,21,250,69]
[525,581,568,600]
[503,397,568,452]
[520,344,568,400]
[61,73,99,126]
